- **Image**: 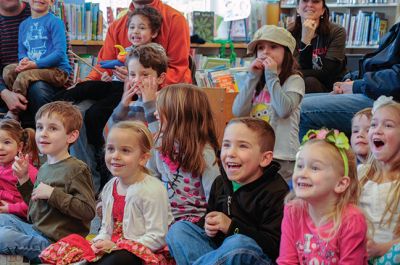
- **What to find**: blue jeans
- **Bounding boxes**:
[69,100,102,193]
[166,221,273,265]
[22,81,62,128]
[0,214,50,261]
[299,93,374,139]
[0,81,61,127]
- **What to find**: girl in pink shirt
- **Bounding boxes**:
[277,129,368,265]
[0,119,38,219]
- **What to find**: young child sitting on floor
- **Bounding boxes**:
[0,101,96,263]
[167,117,289,264]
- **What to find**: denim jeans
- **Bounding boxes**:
[0,214,50,261]
[0,81,61,128]
[69,100,102,193]
[21,81,62,128]
[166,221,273,265]
[299,93,374,139]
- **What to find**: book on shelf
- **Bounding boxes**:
[330,10,388,47]
[52,0,105,41]
[192,11,215,42]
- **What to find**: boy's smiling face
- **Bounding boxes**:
[220,123,273,185]
[35,114,78,164]
[29,0,53,17]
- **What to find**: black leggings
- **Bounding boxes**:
[90,250,142,265]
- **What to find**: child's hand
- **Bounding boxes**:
[113,66,128,82]
[91,239,116,254]
[121,80,140,107]
[31,182,54,201]
[249,58,264,74]
[205,211,232,237]
[367,238,393,258]
[12,152,30,184]
[141,76,158,103]
[101,72,112,82]
[262,56,278,74]
[15,60,37,72]
[0,200,9,213]
[19,57,29,66]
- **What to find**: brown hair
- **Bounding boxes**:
[255,47,301,96]
[359,102,400,237]
[35,101,83,134]
[156,84,219,176]
[0,119,40,167]
[227,117,275,152]
[125,43,168,76]
[288,0,331,39]
[127,6,162,35]
[289,139,359,239]
[109,120,153,175]
[352,107,372,124]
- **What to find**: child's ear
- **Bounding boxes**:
[259,151,274,167]
[66,130,80,144]
[156,72,166,86]
[334,176,350,194]
[151,31,159,39]
[139,152,151,167]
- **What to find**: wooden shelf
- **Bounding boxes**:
[281,2,397,8]
[190,43,248,49]
[71,40,104,46]
[71,40,248,49]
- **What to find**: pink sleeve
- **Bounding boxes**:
[8,164,38,218]
[277,205,300,265]
[338,206,368,265]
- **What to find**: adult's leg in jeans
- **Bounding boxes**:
[299,93,374,139]
[166,221,217,265]
[53,80,114,102]
[20,81,62,128]
[0,214,50,261]
[69,100,102,193]
[193,234,272,265]
[90,250,142,265]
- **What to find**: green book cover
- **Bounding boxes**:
[192,11,214,42]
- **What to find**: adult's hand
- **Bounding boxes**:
[301,19,318,45]
[0,89,28,112]
[332,81,354,94]
[113,66,128,82]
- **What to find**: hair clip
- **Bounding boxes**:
[302,129,350,176]
[372,95,395,114]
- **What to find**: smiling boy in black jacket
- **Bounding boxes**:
[166,117,289,265]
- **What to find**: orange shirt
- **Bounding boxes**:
[87,0,191,85]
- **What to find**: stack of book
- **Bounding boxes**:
[195,66,248,93]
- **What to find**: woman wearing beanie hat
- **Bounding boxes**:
[233,25,305,183]
[288,0,346,93]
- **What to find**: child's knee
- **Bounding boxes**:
[223,234,260,251]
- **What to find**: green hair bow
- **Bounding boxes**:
[302,129,350,176]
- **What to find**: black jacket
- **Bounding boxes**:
[197,161,289,261]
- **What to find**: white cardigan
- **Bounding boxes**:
[93,175,174,251]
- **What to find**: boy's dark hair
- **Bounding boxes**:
[125,43,168,76]
[127,6,163,35]
[35,101,83,134]
[227,117,275,152]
